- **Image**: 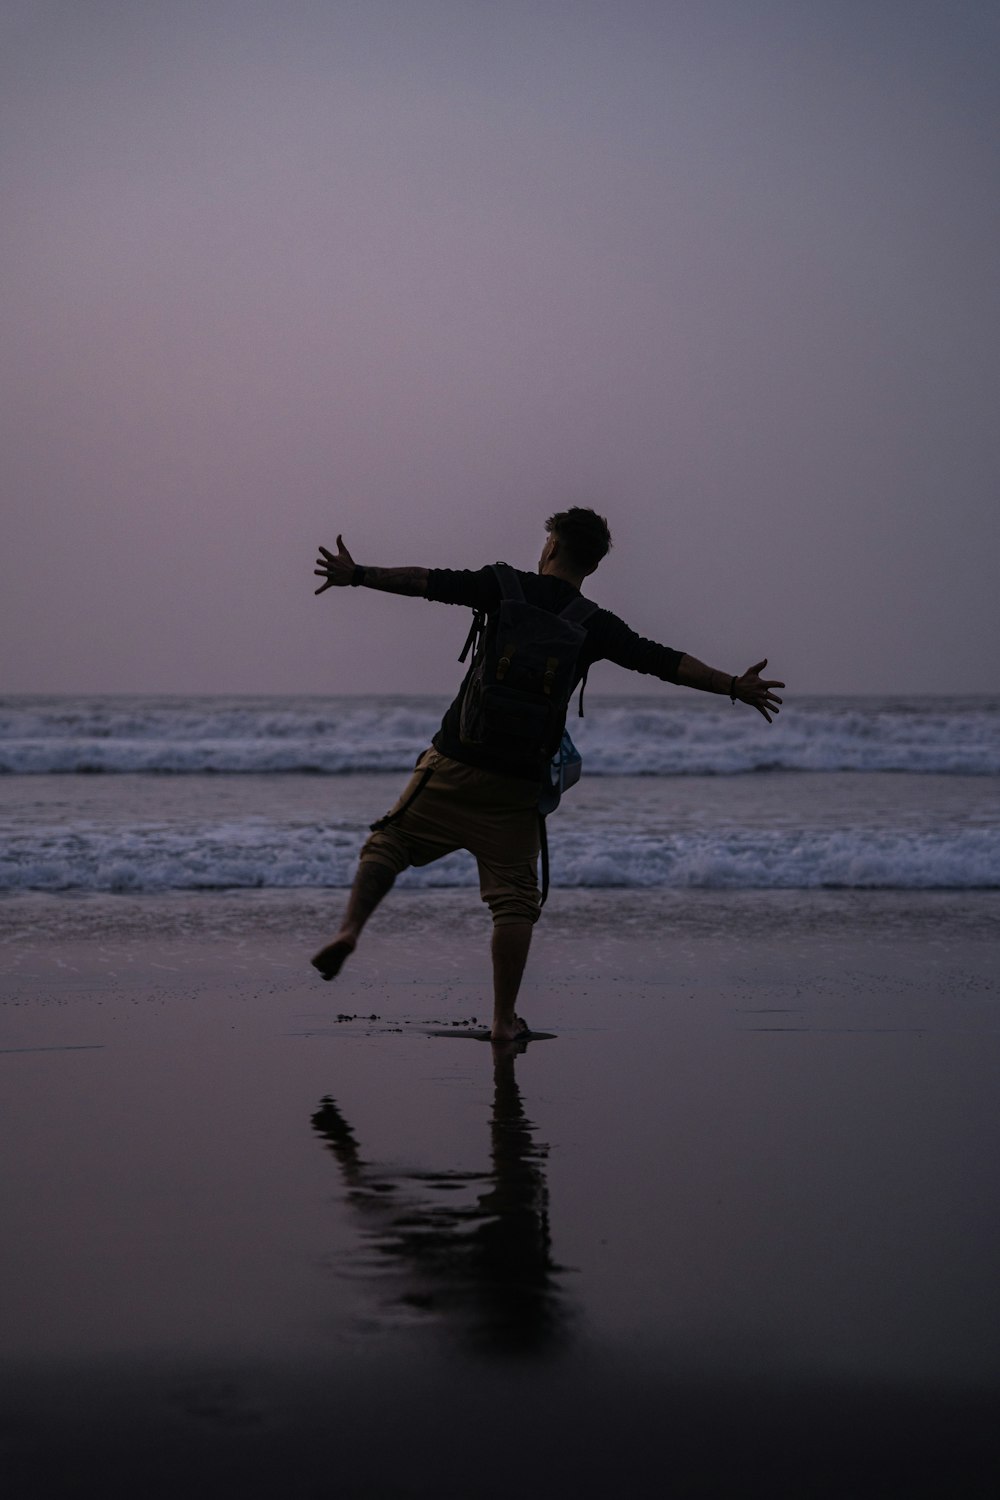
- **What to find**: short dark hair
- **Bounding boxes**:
[545,507,612,574]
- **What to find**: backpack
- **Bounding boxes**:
[457,562,598,783]
[538,728,584,817]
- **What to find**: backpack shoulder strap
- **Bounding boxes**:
[490,562,525,602]
[559,594,599,626]
[559,595,599,717]
[459,563,518,663]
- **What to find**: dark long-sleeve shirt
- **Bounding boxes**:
[425,564,684,779]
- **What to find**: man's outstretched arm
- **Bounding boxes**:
[314,535,429,597]
[676,655,784,723]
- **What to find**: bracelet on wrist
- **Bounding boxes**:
[729,675,738,703]
[351,565,367,587]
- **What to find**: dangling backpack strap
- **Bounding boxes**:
[538,812,550,907]
[369,765,435,832]
[458,611,484,663]
[573,664,590,717]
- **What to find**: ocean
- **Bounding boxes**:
[1,693,998,898]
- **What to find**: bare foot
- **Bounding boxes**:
[311,935,356,981]
[490,1014,532,1044]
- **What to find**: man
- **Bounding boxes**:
[311,508,783,1043]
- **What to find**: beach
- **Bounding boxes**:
[2,693,998,1492]
[3,885,999,1496]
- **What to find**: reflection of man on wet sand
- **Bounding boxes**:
[311,1048,567,1356]
[312,508,783,1041]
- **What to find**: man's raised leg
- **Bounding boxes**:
[311,859,396,980]
[490,921,534,1042]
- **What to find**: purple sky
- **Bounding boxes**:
[3,0,998,696]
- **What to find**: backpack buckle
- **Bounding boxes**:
[496,644,515,681]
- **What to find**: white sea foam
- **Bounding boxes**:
[1,694,998,775]
[2,821,997,893]
[2,694,996,893]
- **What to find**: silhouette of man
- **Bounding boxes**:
[311,508,783,1042]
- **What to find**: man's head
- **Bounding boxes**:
[540,507,612,580]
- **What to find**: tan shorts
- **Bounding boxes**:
[359,748,542,926]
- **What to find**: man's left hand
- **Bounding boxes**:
[735,659,785,723]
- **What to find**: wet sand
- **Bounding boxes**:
[2,890,999,1496]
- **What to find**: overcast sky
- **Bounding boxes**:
[3,0,998,697]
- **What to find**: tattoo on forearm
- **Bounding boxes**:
[363,566,428,596]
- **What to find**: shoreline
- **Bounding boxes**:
[4,882,998,940]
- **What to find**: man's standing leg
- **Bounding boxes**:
[476,811,542,1042]
[490,922,534,1042]
[471,777,542,1041]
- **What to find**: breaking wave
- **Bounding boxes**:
[3,822,997,893]
[2,694,997,776]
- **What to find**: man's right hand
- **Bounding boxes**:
[314,535,355,594]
